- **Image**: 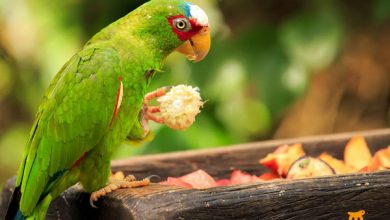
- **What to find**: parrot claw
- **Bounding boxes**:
[143,87,170,104]
[145,174,161,182]
[89,172,151,208]
[89,198,98,209]
[140,87,171,136]
[61,193,71,208]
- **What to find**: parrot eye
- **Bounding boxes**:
[174,18,191,32]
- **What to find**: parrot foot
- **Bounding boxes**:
[144,86,171,103]
[89,172,151,208]
[140,87,171,136]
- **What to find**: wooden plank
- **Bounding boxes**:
[103,171,390,219]
[1,129,390,219]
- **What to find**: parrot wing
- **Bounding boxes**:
[15,47,122,214]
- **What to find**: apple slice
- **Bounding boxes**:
[259,144,306,177]
[344,136,372,170]
[319,153,356,174]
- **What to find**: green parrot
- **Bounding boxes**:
[5,0,210,219]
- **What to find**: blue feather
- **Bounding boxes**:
[14,210,25,220]
[180,1,192,17]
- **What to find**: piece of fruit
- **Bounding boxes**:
[259,144,306,177]
[179,169,217,189]
[161,177,193,188]
[230,170,261,185]
[287,156,335,179]
[344,136,372,170]
[359,166,370,172]
[319,153,356,174]
[215,179,231,186]
[259,172,279,181]
[366,146,390,171]
[157,85,204,131]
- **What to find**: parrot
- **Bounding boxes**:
[5,0,210,219]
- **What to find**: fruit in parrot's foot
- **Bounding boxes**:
[141,85,204,132]
[90,172,150,208]
[157,85,204,131]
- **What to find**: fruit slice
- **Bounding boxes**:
[344,136,372,170]
[215,179,231,186]
[230,170,261,185]
[162,177,193,188]
[366,146,390,171]
[319,153,356,174]
[259,144,306,177]
[259,172,279,181]
[179,169,217,189]
[287,156,335,179]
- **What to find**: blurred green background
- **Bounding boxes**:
[1,0,390,187]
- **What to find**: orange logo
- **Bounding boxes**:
[347,210,365,220]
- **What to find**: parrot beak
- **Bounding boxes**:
[176,27,211,63]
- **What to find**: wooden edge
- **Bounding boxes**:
[112,170,390,197]
[2,129,390,219]
[3,170,390,219]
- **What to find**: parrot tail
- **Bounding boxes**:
[5,186,25,220]
[14,211,26,220]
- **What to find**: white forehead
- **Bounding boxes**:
[189,4,208,26]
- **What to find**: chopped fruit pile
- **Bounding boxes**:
[160,169,274,189]
[160,136,390,189]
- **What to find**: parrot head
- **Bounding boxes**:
[129,0,211,63]
[168,2,210,62]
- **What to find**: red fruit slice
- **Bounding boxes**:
[162,177,193,188]
[230,170,261,185]
[344,136,372,170]
[259,172,279,181]
[216,179,231,186]
[179,169,217,189]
